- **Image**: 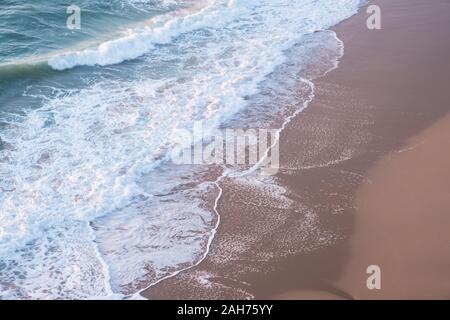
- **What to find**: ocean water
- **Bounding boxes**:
[0,0,365,299]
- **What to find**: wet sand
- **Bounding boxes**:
[143,0,450,299]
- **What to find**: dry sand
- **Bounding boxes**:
[337,113,450,300]
[143,0,450,299]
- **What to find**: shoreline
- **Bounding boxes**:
[143,0,450,299]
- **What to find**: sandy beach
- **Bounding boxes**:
[143,0,450,300]
[337,113,450,300]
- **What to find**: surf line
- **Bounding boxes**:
[129,78,312,298]
[131,30,346,300]
[131,172,223,300]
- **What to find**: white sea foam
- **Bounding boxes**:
[1,0,364,299]
[49,0,235,70]
[48,0,362,71]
